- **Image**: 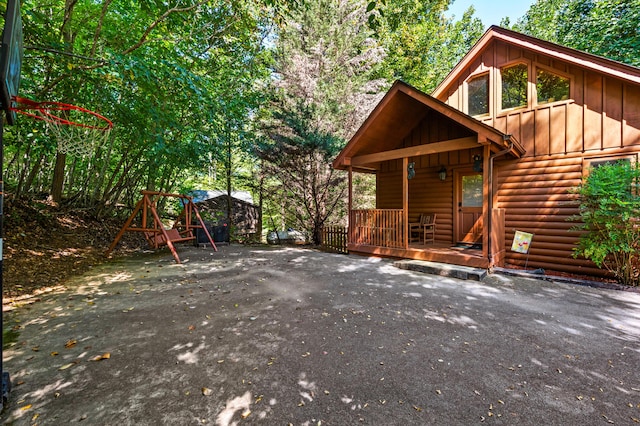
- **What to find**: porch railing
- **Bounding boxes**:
[349,209,404,248]
[320,225,348,254]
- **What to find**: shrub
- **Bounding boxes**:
[571,161,640,286]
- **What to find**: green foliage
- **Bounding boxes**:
[257,102,347,244]
[5,0,272,216]
[259,0,384,241]
[375,0,484,92]
[571,161,640,286]
[513,0,640,67]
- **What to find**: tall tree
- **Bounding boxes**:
[258,104,346,244]
[259,0,385,242]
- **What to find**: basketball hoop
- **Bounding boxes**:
[10,96,113,156]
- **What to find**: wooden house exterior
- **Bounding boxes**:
[333,26,640,276]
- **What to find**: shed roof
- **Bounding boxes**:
[191,190,254,205]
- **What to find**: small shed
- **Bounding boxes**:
[193,192,260,243]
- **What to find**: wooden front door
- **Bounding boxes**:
[456,172,483,243]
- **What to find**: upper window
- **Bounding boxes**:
[467,73,489,116]
[501,63,528,110]
[536,69,570,104]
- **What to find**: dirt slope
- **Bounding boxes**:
[2,198,144,303]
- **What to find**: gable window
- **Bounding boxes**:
[536,68,570,104]
[501,63,528,110]
[467,73,489,116]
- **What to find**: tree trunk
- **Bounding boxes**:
[20,153,45,198]
[225,128,233,239]
[50,0,77,204]
[257,170,264,243]
[313,221,323,246]
[91,132,115,202]
[50,152,66,203]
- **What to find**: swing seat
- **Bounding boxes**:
[146,229,195,247]
[106,190,217,264]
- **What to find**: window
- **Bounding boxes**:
[462,174,483,207]
[537,69,570,104]
[501,63,528,110]
[467,73,489,116]
[583,155,638,177]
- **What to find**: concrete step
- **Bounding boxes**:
[394,259,487,281]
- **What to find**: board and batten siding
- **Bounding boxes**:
[442,40,640,156]
[438,39,640,275]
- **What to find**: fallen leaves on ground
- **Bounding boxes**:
[89,353,111,361]
[2,197,146,302]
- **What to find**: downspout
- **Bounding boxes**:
[487,135,516,266]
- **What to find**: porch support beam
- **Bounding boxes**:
[481,144,491,259]
[351,136,480,166]
[348,165,353,247]
[402,157,409,249]
[348,165,353,213]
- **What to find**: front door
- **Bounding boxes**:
[457,172,483,243]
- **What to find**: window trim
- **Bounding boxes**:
[498,60,530,113]
[464,71,491,118]
[533,65,573,108]
[583,153,639,177]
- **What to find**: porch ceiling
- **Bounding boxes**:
[334,81,525,171]
[347,91,429,157]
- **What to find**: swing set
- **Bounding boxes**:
[106,191,217,263]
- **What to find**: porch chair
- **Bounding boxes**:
[409,213,436,244]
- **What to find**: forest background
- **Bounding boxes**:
[2,0,639,296]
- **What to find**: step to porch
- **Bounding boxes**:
[393,259,487,281]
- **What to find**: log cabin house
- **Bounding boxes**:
[333,26,640,276]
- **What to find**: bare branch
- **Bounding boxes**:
[61,0,80,44]
[25,45,107,64]
[91,0,114,57]
[121,1,210,55]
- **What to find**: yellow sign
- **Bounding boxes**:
[511,231,534,254]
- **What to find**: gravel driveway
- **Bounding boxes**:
[2,245,640,425]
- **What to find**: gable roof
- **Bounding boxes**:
[333,80,525,171]
[433,25,640,99]
[190,190,254,204]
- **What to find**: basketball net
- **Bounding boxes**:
[11,96,113,156]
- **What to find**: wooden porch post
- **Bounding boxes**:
[481,144,491,259]
[402,157,409,249]
[348,165,353,247]
[348,165,353,213]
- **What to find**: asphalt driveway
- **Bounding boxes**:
[2,245,640,425]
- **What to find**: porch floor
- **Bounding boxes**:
[348,241,489,269]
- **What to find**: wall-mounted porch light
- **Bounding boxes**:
[438,166,447,181]
[407,162,415,180]
[473,155,483,172]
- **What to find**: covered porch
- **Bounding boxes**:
[347,208,504,269]
[334,82,525,269]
